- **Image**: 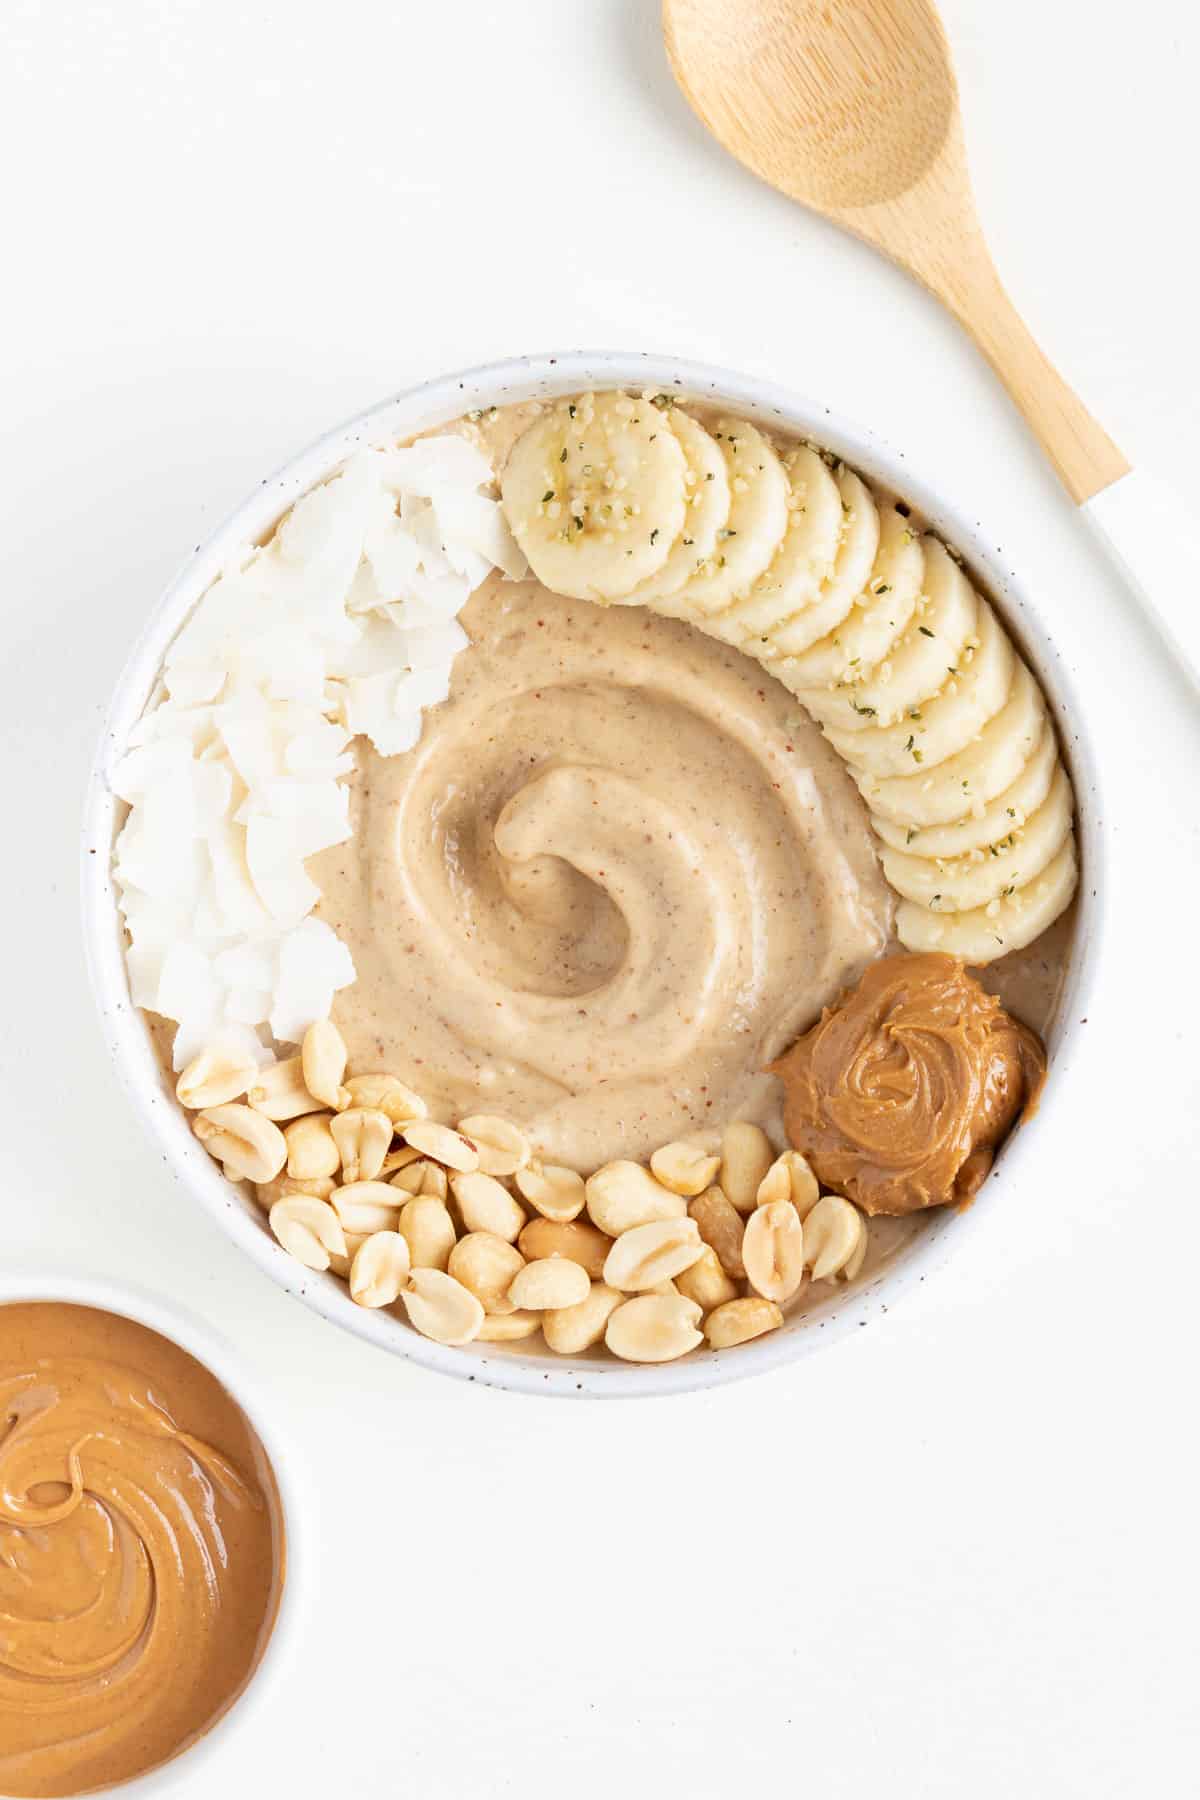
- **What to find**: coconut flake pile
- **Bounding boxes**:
[112,433,526,1068]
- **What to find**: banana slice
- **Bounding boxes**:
[766,499,923,677]
[825,597,1013,778]
[622,408,731,605]
[880,765,1073,911]
[702,446,843,644]
[871,725,1060,858]
[896,837,1078,962]
[660,418,790,618]
[766,504,928,673]
[500,392,687,602]
[800,537,978,734]
[708,464,879,653]
[860,660,1045,829]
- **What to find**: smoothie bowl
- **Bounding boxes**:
[82,351,1102,1397]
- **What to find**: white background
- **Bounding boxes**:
[3,2,1199,1795]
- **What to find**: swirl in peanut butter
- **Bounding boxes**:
[313,576,894,1168]
[0,1304,283,1798]
[771,952,1047,1215]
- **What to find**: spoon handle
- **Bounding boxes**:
[935,252,1196,686]
[1085,470,1200,687]
[934,250,1129,505]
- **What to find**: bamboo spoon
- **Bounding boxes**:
[662,0,1198,680]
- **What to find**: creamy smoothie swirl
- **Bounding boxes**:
[315,576,893,1168]
[0,1304,283,1799]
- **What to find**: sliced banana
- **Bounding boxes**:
[826,597,1013,778]
[621,408,731,605]
[499,401,1079,966]
[710,464,879,654]
[860,660,1045,829]
[766,500,928,669]
[799,537,978,735]
[703,446,843,644]
[658,418,790,617]
[871,724,1059,858]
[500,392,688,602]
[766,499,923,680]
[880,765,1074,911]
[896,838,1078,960]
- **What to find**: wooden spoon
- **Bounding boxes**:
[662,0,1198,678]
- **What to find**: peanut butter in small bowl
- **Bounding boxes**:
[0,1300,286,1797]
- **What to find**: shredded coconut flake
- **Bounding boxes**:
[112,433,526,1066]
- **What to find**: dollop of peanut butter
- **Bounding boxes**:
[769,952,1047,1216]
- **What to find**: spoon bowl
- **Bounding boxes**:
[666,0,957,212]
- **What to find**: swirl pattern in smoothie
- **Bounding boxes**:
[313,576,894,1167]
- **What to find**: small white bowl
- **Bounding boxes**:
[81,350,1104,1400]
[0,1272,303,1793]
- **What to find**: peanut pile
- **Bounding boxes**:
[176,1024,870,1364]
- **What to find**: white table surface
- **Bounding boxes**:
[3,2,1199,1794]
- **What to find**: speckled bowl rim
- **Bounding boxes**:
[0,1270,304,1793]
[81,350,1105,1399]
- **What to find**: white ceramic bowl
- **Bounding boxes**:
[0,1270,302,1793]
[82,350,1104,1400]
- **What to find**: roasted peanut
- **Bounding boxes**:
[246,1056,322,1122]
[330,1108,392,1184]
[194,1104,287,1183]
[719,1121,774,1213]
[255,1173,336,1210]
[450,1171,525,1243]
[401,1121,480,1173]
[605,1295,704,1363]
[390,1159,449,1200]
[843,1223,869,1281]
[756,1149,819,1218]
[517,1217,611,1279]
[328,1229,368,1280]
[688,1186,746,1279]
[742,1200,807,1304]
[602,1217,705,1293]
[476,1310,542,1342]
[349,1230,411,1307]
[401,1269,484,1345]
[397,1196,457,1271]
[330,1180,402,1235]
[704,1297,783,1348]
[803,1194,867,1281]
[284,1113,340,1182]
[674,1245,739,1313]
[542,1283,624,1355]
[380,1145,422,1177]
[514,1161,586,1223]
[176,1041,257,1110]
[456,1114,531,1177]
[343,1073,427,1125]
[649,1141,722,1197]
[269,1196,346,1271]
[509,1257,590,1311]
[447,1233,525,1315]
[585,1161,686,1236]
[300,1019,350,1110]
